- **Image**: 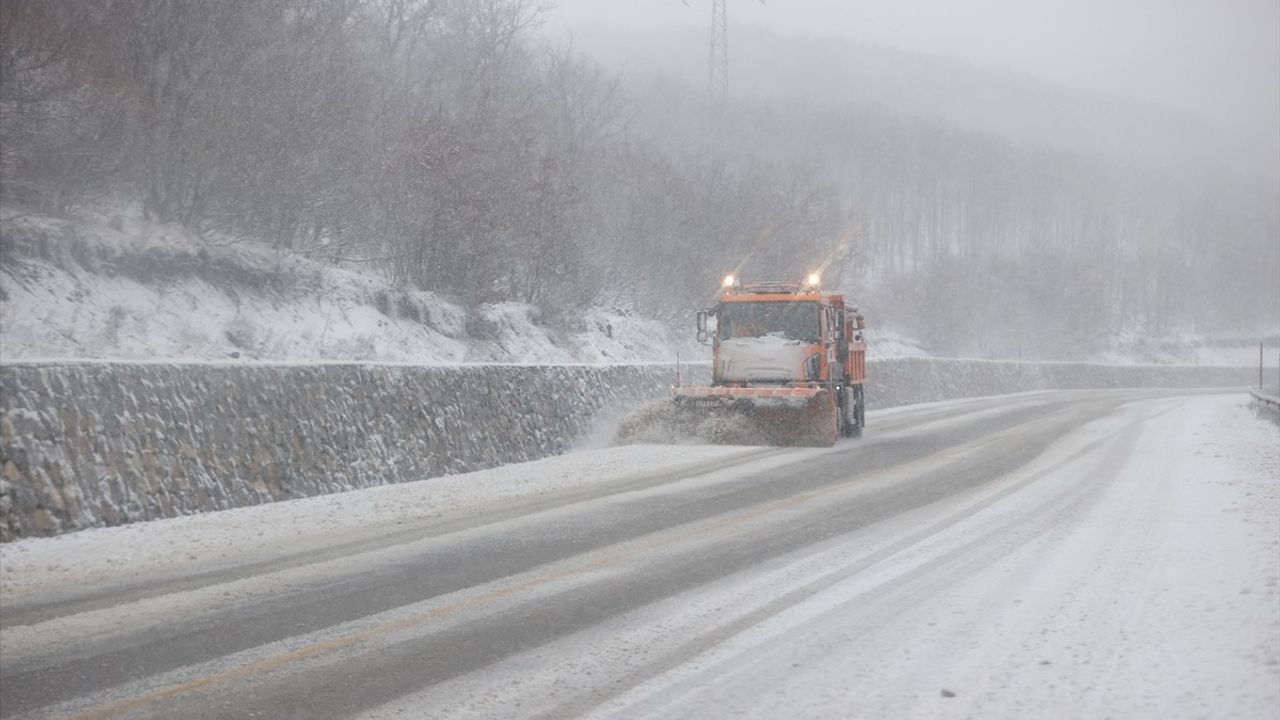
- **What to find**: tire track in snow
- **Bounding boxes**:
[0,391,1181,719]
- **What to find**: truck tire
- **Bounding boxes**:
[848,385,865,439]
[840,385,862,438]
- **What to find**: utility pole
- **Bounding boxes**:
[708,0,728,103]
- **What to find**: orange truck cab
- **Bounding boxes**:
[676,277,867,445]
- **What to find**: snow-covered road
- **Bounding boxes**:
[1,391,1276,720]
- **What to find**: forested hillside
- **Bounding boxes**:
[2,0,1275,361]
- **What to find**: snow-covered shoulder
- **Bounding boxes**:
[0,444,749,606]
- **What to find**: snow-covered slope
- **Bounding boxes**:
[6,205,1262,367]
[0,205,697,364]
[1086,329,1280,368]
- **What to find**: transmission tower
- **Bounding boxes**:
[708,0,728,103]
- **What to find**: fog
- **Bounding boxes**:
[545,0,1280,171]
[1,0,1276,361]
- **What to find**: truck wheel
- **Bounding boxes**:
[840,386,859,438]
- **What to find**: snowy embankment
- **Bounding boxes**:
[0,206,696,365]
[4,205,1270,368]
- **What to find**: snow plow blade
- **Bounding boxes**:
[615,386,837,447]
[672,387,837,446]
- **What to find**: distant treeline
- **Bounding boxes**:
[2,0,1276,357]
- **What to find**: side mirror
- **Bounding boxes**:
[696,309,713,344]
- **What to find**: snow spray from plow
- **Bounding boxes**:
[615,389,840,447]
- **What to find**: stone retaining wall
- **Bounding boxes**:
[866,358,1276,408]
[0,362,691,540]
[1,359,1273,540]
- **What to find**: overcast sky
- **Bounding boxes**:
[542,0,1279,151]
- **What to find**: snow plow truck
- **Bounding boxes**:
[671,273,867,446]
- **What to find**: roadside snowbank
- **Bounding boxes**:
[0,445,748,607]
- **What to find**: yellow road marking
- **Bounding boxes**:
[72,433,1006,719]
[68,558,614,720]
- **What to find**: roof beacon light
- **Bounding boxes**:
[806,272,821,287]
[722,274,736,288]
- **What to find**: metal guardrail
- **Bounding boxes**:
[1249,390,1280,412]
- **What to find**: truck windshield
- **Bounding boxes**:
[718,301,820,343]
